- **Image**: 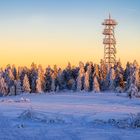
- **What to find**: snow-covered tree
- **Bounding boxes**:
[126,66,139,98]
[37,65,45,91]
[12,65,17,80]
[100,59,108,91]
[36,77,42,93]
[127,83,138,98]
[107,67,116,91]
[71,66,78,91]
[133,60,139,68]
[114,59,124,75]
[100,59,108,80]
[8,68,15,81]
[57,68,64,91]
[9,79,21,96]
[84,71,89,91]
[63,62,74,90]
[77,62,85,91]
[9,86,15,96]
[125,63,133,91]
[138,69,140,91]
[16,80,22,95]
[114,69,124,93]
[94,64,100,78]
[44,66,52,92]
[93,75,100,93]
[84,66,91,91]
[0,77,8,96]
[3,67,15,94]
[18,67,27,87]
[125,61,140,94]
[50,65,59,92]
[124,62,131,82]
[30,63,38,93]
[133,66,140,91]
[23,74,31,93]
[51,72,56,92]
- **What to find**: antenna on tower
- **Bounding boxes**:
[102,14,118,68]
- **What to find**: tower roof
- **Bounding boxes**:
[102,14,117,26]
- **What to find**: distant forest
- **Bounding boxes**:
[0,60,140,98]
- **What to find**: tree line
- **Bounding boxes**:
[0,60,140,97]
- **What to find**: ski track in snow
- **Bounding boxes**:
[0,92,140,140]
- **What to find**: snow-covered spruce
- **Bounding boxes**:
[93,75,100,93]
[22,74,31,93]
[77,62,85,91]
[36,77,42,93]
[0,77,8,96]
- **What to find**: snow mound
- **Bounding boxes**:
[93,113,140,129]
[19,97,31,103]
[0,97,31,103]
[19,109,69,124]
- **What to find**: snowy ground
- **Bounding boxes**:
[0,92,140,140]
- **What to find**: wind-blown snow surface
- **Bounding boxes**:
[0,92,140,140]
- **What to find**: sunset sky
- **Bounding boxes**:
[0,0,140,68]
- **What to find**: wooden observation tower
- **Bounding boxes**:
[102,14,118,67]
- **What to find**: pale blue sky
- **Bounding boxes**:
[0,0,140,67]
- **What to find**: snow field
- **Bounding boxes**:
[0,92,140,140]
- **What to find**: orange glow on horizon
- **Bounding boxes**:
[0,35,140,69]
